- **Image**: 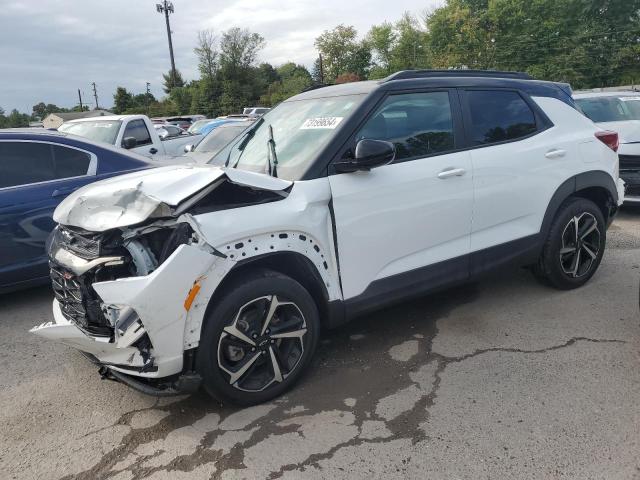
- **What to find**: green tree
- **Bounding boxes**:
[162,69,185,94]
[314,25,372,82]
[391,12,429,70]
[7,109,30,128]
[194,29,218,80]
[112,87,133,114]
[260,63,312,106]
[169,86,193,114]
[425,0,640,88]
[31,102,47,119]
[367,22,397,78]
[217,27,266,113]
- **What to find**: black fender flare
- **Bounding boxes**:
[540,170,618,239]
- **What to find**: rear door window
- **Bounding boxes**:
[0,141,55,188]
[464,90,537,145]
[123,119,152,146]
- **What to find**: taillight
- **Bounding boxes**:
[595,130,619,152]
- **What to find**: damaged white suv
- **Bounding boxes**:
[32,71,624,405]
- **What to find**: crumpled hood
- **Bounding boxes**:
[596,120,640,144]
[54,164,291,232]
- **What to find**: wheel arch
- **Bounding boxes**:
[541,171,618,239]
[203,251,342,330]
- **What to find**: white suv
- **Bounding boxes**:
[32,70,624,405]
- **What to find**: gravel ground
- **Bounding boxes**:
[1,208,638,480]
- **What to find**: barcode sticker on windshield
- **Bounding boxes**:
[300,117,344,129]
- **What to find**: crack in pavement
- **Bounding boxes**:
[57,281,628,480]
[263,335,627,479]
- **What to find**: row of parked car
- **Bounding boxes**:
[0,108,268,292]
[0,69,633,405]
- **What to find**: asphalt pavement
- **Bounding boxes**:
[1,208,639,480]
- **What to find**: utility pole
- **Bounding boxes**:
[91,82,99,110]
[146,82,151,115]
[318,54,324,84]
[77,89,84,111]
[156,1,176,84]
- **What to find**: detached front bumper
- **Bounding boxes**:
[32,242,219,381]
[31,300,155,374]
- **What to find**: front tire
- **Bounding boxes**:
[534,197,606,290]
[196,269,320,406]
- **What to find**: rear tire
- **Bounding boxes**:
[533,197,606,290]
[196,269,320,406]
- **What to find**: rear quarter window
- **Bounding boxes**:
[52,145,92,178]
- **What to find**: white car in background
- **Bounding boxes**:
[59,115,201,159]
[574,91,640,203]
[154,123,186,139]
[242,107,271,117]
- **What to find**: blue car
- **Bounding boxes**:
[0,129,151,293]
[199,118,246,136]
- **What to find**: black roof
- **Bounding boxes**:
[289,70,573,106]
[382,69,533,82]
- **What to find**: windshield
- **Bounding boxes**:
[576,96,640,123]
[218,94,365,180]
[59,120,122,145]
[194,125,248,157]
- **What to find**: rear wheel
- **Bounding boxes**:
[197,270,320,406]
[534,197,605,290]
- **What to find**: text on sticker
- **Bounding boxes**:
[300,117,344,129]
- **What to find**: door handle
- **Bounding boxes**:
[438,167,466,179]
[545,149,566,159]
[149,147,158,154]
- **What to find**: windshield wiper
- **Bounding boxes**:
[266,124,279,178]
[225,118,264,168]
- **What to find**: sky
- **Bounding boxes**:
[0,0,441,115]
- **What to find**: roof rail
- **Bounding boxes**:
[381,69,532,82]
[302,83,332,92]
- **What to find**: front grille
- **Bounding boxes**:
[56,226,101,259]
[51,263,86,325]
[50,261,112,337]
[619,154,640,171]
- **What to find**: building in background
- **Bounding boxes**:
[42,109,112,129]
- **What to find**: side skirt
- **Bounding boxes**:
[326,234,541,328]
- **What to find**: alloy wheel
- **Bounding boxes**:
[217,295,307,392]
[559,212,601,278]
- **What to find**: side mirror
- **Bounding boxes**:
[334,139,395,173]
[158,129,169,140]
[184,144,195,153]
[122,136,137,149]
